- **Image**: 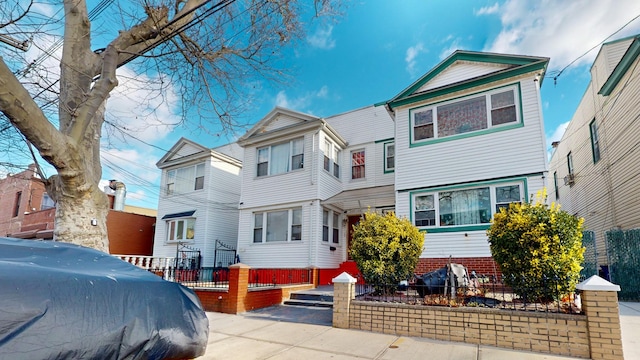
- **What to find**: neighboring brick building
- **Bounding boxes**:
[0,164,51,237]
[0,164,155,255]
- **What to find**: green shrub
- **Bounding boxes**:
[349,211,424,293]
[486,190,585,302]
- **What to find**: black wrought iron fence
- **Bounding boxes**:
[355,273,582,314]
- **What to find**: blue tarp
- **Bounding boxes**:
[0,237,208,360]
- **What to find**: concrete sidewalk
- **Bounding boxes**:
[200,310,586,360]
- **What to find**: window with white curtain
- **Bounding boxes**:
[166,163,205,195]
[256,137,304,177]
[413,182,523,228]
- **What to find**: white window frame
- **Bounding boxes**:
[166,218,196,243]
[384,142,395,172]
[323,140,340,178]
[166,163,205,195]
[256,137,304,177]
[322,208,340,244]
[412,85,520,142]
[590,119,601,163]
[351,149,365,180]
[412,182,524,229]
[253,207,303,243]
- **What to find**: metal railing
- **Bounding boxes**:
[355,274,583,314]
[248,268,312,288]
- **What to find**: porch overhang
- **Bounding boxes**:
[321,185,396,213]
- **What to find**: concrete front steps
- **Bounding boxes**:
[283,286,334,308]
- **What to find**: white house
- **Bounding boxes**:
[235,105,395,269]
[548,35,640,267]
[386,50,550,273]
[154,50,550,277]
[153,138,243,267]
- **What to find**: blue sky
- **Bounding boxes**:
[5,0,640,209]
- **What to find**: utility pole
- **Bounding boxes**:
[0,34,29,51]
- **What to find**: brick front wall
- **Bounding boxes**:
[349,302,590,359]
[416,257,500,278]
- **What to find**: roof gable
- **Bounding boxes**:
[387,50,549,109]
[238,107,322,146]
[157,138,209,167]
[599,35,640,96]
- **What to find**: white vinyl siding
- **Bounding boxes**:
[395,79,547,192]
[417,62,512,92]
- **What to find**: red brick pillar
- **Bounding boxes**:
[228,263,250,314]
[308,266,319,287]
[577,275,623,360]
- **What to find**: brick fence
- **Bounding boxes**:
[194,263,318,314]
[333,273,623,360]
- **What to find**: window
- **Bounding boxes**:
[415,194,436,226]
[256,137,304,177]
[324,140,331,172]
[413,182,523,228]
[322,210,329,242]
[412,87,519,142]
[567,152,574,175]
[41,193,55,210]
[332,213,339,244]
[384,143,395,172]
[495,185,521,212]
[323,140,340,178]
[322,209,340,243]
[590,119,601,163]
[167,218,195,242]
[253,208,302,243]
[351,150,365,179]
[13,191,21,217]
[554,171,559,200]
[166,163,205,195]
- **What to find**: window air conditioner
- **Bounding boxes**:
[564,174,575,186]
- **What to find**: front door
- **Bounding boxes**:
[347,215,361,260]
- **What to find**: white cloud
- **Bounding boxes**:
[475,3,500,16]
[405,42,425,77]
[106,66,181,142]
[307,24,336,50]
[275,86,330,111]
[439,38,463,60]
[485,0,640,71]
[547,120,569,146]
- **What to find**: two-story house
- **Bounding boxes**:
[234,105,395,269]
[154,49,550,278]
[153,138,243,268]
[548,34,640,269]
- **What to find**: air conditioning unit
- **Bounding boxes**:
[564,174,575,186]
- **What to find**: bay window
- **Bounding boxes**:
[413,182,523,229]
[257,137,304,177]
[412,86,519,142]
[253,207,303,243]
[167,218,195,242]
